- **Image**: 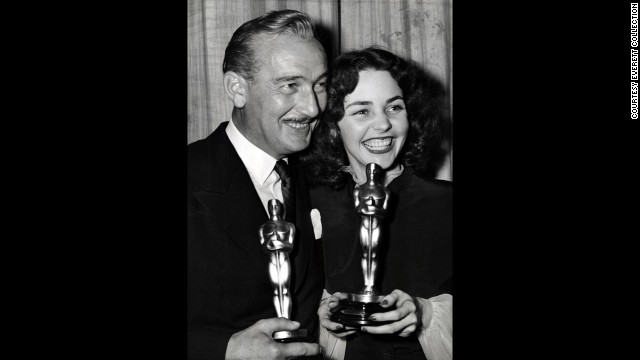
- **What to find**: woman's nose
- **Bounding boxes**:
[372,113,392,132]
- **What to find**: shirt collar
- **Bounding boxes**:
[342,164,404,187]
[226,119,282,185]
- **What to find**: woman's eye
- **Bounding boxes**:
[352,109,368,116]
[387,104,405,112]
[314,82,326,92]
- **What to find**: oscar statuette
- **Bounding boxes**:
[259,199,309,343]
[330,163,394,327]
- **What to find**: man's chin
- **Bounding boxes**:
[283,140,312,155]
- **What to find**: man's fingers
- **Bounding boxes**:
[281,342,321,358]
[255,317,301,334]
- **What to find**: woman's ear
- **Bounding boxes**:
[223,71,247,108]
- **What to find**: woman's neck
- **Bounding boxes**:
[342,163,404,187]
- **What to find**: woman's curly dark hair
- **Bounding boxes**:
[299,47,449,189]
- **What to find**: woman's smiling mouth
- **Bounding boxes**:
[362,137,394,153]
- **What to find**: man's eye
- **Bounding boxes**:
[281,83,298,93]
[314,82,326,92]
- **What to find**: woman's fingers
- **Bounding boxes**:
[362,289,418,336]
[319,292,357,337]
[319,310,357,337]
[362,315,417,336]
[371,300,416,322]
[327,292,348,309]
[379,290,401,308]
[322,290,420,337]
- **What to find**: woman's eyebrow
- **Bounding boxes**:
[345,100,372,109]
[385,95,404,104]
[346,95,403,109]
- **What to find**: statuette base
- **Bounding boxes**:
[330,297,393,327]
[273,329,308,343]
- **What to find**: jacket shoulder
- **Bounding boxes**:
[187,123,229,191]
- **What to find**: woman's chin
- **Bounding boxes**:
[365,153,398,170]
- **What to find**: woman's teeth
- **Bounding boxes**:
[363,138,392,150]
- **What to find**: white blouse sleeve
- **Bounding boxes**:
[416,293,453,360]
[318,289,347,360]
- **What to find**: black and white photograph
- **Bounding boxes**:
[4,0,637,359]
[188,1,452,359]
[8,1,637,359]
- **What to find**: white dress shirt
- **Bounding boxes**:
[226,119,286,215]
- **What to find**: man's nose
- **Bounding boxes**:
[296,88,320,119]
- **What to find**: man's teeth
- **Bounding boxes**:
[285,121,309,129]
[363,138,392,150]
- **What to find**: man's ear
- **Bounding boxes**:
[223,71,247,108]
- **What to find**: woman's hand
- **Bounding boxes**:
[362,289,420,337]
[318,292,357,337]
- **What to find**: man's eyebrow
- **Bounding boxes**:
[275,72,328,83]
[275,75,304,83]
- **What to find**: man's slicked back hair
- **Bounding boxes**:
[222,9,317,81]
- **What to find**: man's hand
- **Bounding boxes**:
[225,318,321,360]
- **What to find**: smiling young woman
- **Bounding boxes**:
[337,69,409,181]
[300,47,452,360]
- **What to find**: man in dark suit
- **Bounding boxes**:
[187,10,328,360]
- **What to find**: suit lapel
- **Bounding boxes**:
[195,124,269,267]
[194,125,317,291]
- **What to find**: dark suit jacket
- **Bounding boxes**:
[187,122,324,360]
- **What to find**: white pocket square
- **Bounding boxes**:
[310,209,322,240]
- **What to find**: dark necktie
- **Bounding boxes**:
[274,160,295,224]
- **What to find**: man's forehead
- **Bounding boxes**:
[254,35,327,77]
